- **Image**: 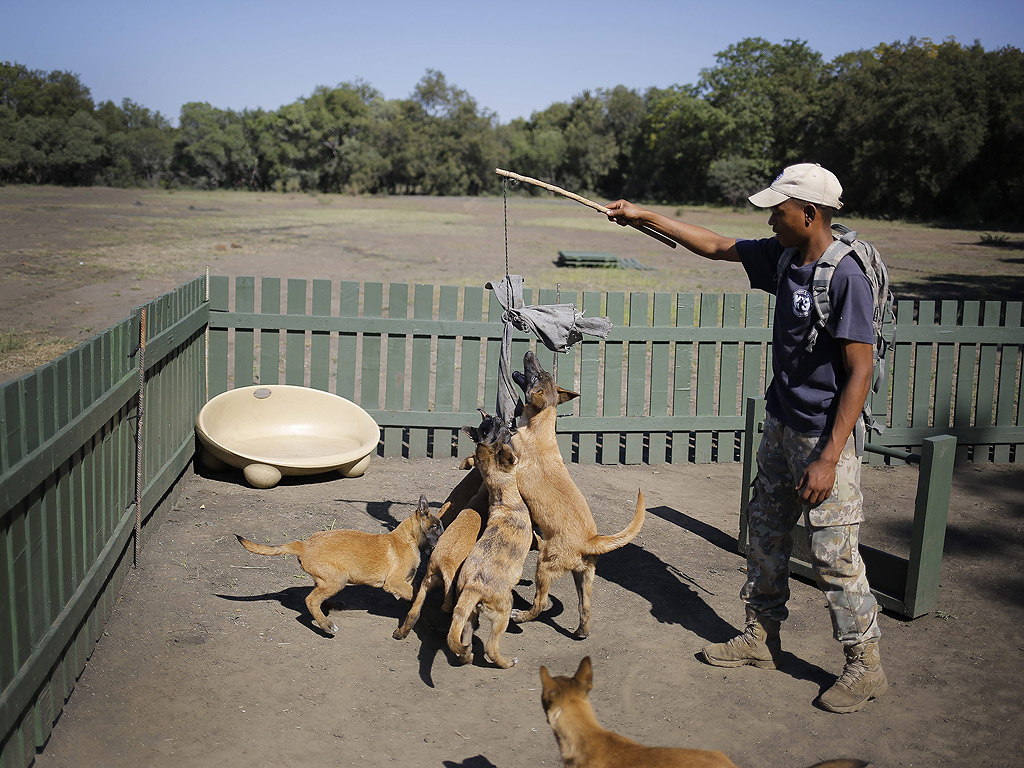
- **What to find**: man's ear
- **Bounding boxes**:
[803,203,817,226]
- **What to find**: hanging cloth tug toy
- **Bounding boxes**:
[487,169,643,429]
[485,273,612,428]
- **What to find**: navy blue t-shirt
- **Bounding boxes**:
[736,237,875,436]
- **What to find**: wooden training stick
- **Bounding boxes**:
[495,168,677,249]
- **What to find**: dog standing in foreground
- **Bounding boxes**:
[447,414,533,668]
[512,350,646,638]
[236,495,443,635]
[540,657,868,768]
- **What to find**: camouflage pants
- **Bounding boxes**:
[742,411,880,646]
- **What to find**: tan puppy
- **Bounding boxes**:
[439,462,483,528]
[236,494,443,635]
[392,487,488,640]
[447,415,532,668]
[512,350,646,638]
[540,657,868,768]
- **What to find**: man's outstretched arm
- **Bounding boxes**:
[605,200,741,262]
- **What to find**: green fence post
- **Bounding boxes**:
[904,434,957,617]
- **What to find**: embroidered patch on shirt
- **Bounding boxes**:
[792,288,812,318]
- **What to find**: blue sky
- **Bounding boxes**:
[3,0,1022,125]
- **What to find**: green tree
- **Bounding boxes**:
[820,38,990,219]
[173,102,251,188]
[697,38,826,174]
[631,85,732,202]
[95,98,173,186]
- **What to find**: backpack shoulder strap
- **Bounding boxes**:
[805,237,856,352]
[774,246,798,287]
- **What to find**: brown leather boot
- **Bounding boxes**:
[816,641,889,713]
[700,614,782,670]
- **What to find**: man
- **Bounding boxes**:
[605,163,887,714]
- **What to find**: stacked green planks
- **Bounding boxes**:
[556,251,655,270]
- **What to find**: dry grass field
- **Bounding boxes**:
[2,184,1022,383]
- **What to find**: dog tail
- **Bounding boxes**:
[583,489,645,555]
[236,534,304,557]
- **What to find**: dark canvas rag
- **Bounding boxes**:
[485,275,613,428]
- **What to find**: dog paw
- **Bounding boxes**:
[322,621,339,635]
[572,627,589,640]
[392,628,407,640]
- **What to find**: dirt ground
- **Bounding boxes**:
[2,186,1023,767]
[27,457,1024,768]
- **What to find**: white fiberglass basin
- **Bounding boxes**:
[195,385,380,488]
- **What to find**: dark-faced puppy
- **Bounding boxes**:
[447,414,532,668]
[393,488,488,640]
[511,350,645,638]
[539,657,868,768]
[237,494,443,635]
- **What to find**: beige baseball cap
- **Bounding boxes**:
[748,163,843,209]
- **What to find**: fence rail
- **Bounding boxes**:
[2,275,1022,768]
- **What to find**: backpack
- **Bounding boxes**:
[776,223,895,454]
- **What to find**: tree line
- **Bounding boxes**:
[1,37,1022,225]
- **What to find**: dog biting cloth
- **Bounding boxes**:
[485,275,613,427]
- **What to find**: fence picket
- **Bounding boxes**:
[695,294,718,463]
[435,285,458,424]
[994,302,1021,463]
[259,278,281,386]
[933,301,958,431]
[719,294,743,463]
[409,284,434,459]
[383,284,409,457]
[601,293,625,464]
[913,301,936,428]
[233,277,255,389]
[457,287,484,457]
[337,282,359,401]
[577,292,602,464]
[976,302,1001,461]
[310,280,332,392]
[286,279,307,386]
[360,283,383,412]
[625,292,648,464]
[648,293,672,464]
[208,276,229,396]
[954,302,980,462]
[672,294,695,464]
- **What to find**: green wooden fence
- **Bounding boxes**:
[0,278,207,768]
[209,278,1024,465]
[2,275,1022,768]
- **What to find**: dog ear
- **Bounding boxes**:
[556,386,580,405]
[498,442,517,470]
[574,656,593,691]
[416,494,430,514]
[462,425,480,443]
[539,665,553,691]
